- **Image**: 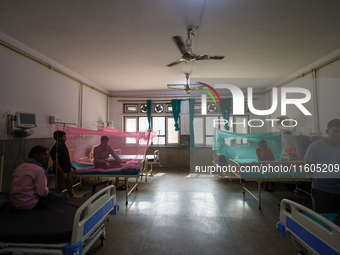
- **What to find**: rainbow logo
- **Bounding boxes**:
[196,82,222,106]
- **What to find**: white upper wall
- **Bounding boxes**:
[1,30,339,139]
[0,32,107,138]
[269,74,315,134]
[267,49,340,136]
[316,59,340,134]
[82,86,107,129]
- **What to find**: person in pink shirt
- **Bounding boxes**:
[10,145,67,210]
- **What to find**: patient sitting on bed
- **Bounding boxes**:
[10,145,67,210]
[93,136,123,168]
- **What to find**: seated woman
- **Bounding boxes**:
[93,136,123,168]
[10,145,67,210]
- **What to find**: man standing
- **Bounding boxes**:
[305,119,340,213]
[50,131,76,197]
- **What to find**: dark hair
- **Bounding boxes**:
[53,131,66,141]
[327,119,340,129]
[29,145,49,158]
[258,140,267,144]
[101,136,109,142]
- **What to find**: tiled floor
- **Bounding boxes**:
[82,168,312,255]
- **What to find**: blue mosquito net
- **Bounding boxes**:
[213,129,282,163]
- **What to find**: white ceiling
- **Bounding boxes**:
[0,0,340,93]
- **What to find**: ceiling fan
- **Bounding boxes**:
[167,28,225,67]
[167,73,199,94]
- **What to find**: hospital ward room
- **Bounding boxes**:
[1,1,340,255]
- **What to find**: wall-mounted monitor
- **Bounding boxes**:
[14,112,37,128]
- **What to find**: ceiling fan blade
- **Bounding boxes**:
[172,36,190,55]
[167,59,185,67]
[167,84,186,87]
[167,86,186,90]
[196,55,225,60]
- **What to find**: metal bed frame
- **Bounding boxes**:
[213,157,311,209]
[0,185,119,255]
[277,199,340,255]
[75,158,148,204]
[140,149,162,180]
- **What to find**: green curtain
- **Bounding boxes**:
[147,100,152,130]
[219,98,232,130]
[171,99,181,131]
[189,98,195,147]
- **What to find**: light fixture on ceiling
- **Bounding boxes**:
[167,73,199,94]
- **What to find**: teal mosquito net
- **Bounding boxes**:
[213,129,282,163]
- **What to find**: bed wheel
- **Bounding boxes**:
[100,234,106,246]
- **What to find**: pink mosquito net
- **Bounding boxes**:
[55,125,157,170]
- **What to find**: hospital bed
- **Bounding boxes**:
[72,158,148,204]
[77,151,159,182]
[277,199,340,255]
[0,185,119,255]
[108,149,161,180]
[142,149,162,179]
[213,154,310,209]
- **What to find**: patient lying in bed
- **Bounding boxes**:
[94,136,124,168]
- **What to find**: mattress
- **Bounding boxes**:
[0,196,88,243]
[304,213,340,230]
[146,155,157,162]
[72,161,141,175]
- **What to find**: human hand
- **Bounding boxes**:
[105,161,110,167]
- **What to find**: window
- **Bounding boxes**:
[233,116,249,145]
[124,104,138,113]
[193,115,248,146]
[167,117,179,144]
[166,104,173,113]
[124,116,180,145]
[124,117,139,144]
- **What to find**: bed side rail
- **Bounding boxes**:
[278,199,340,253]
[71,185,117,245]
[154,150,159,161]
